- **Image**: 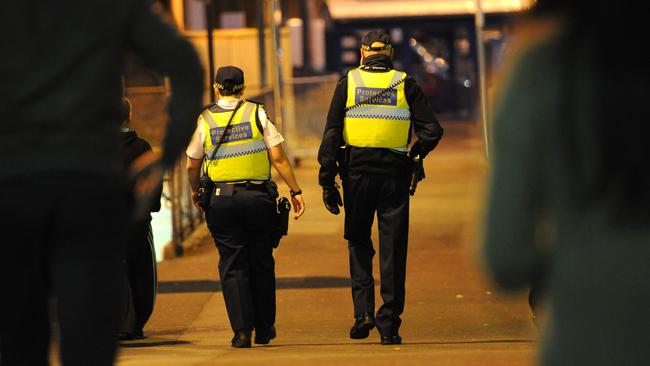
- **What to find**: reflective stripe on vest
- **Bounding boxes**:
[201,101,271,182]
[343,68,411,151]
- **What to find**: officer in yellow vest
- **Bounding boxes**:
[186,66,305,348]
[318,31,443,345]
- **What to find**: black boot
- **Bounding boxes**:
[380,334,402,345]
[349,313,375,339]
[254,325,277,345]
[231,330,252,348]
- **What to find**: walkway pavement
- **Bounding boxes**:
[116,122,538,366]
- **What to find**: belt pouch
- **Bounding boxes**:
[213,183,235,197]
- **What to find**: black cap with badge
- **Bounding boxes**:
[360,30,392,51]
[214,66,245,91]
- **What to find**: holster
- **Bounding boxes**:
[408,156,425,196]
[197,175,214,211]
[262,180,288,249]
[273,197,291,248]
[336,146,349,177]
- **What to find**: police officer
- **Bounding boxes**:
[186,66,305,348]
[318,30,443,345]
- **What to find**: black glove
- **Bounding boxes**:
[409,141,423,159]
[322,184,343,215]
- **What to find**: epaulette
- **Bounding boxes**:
[343,67,357,76]
[200,103,216,113]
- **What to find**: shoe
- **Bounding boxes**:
[349,313,376,339]
[380,334,402,345]
[231,330,252,348]
[255,325,277,344]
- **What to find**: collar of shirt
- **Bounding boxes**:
[361,54,393,71]
[217,98,242,109]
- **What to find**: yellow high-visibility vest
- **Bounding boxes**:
[343,68,411,151]
[200,100,270,182]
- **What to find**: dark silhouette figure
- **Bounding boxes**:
[483,1,650,365]
[119,98,162,340]
[0,1,203,365]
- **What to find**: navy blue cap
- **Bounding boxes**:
[361,30,392,51]
[215,66,245,91]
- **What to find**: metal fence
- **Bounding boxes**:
[282,74,339,158]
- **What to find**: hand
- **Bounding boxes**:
[291,194,305,220]
[322,184,342,215]
[409,141,423,159]
[130,151,163,218]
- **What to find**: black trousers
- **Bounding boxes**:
[342,171,410,336]
[205,187,277,333]
[121,221,157,334]
[0,174,128,366]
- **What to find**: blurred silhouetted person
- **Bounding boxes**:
[0,2,203,365]
[118,98,162,340]
[483,1,650,365]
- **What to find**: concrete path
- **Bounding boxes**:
[116,122,538,365]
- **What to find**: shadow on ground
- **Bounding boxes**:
[158,276,350,293]
[119,340,191,348]
[267,339,536,348]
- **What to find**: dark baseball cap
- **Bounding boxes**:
[215,66,245,91]
[361,30,392,51]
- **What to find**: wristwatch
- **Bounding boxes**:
[290,189,302,197]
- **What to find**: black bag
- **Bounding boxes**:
[273,197,291,248]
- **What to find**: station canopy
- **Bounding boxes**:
[326,0,536,20]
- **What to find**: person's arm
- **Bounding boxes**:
[185,122,206,209]
[405,77,444,157]
[126,0,204,169]
[268,144,305,219]
[317,77,348,187]
[138,139,163,212]
[187,156,203,209]
[483,48,547,290]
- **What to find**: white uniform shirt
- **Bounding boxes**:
[186,98,284,159]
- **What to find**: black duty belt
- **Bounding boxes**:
[232,181,269,192]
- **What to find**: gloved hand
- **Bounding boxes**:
[409,141,423,159]
[322,184,343,215]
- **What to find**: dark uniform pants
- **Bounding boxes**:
[205,187,277,333]
[121,221,157,334]
[343,171,409,336]
[0,174,128,366]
